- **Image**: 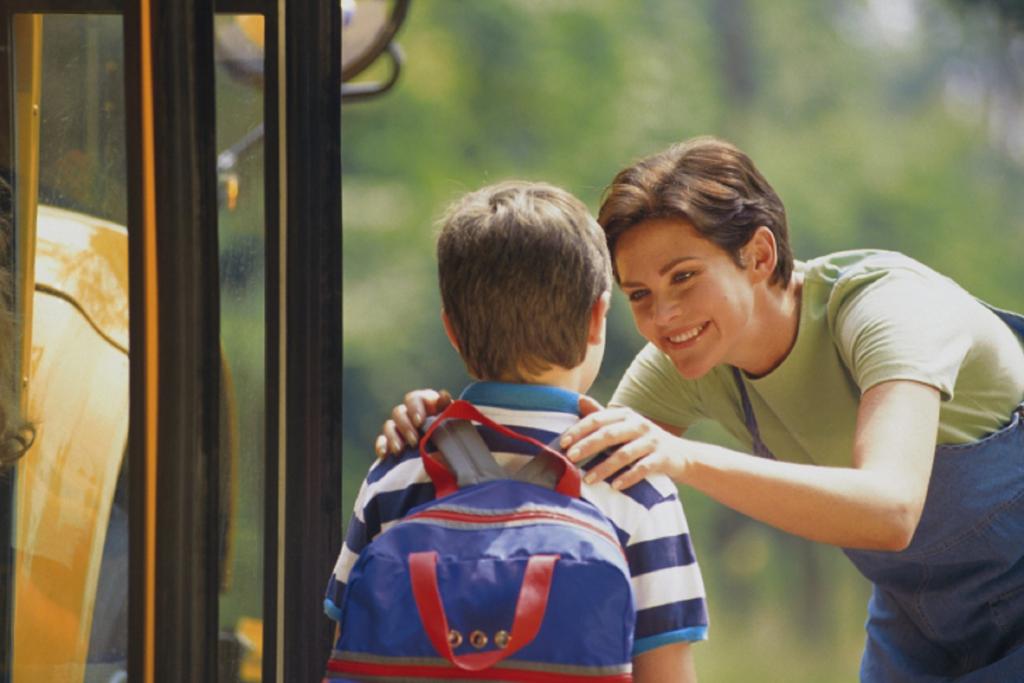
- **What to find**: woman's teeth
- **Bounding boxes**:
[669,323,706,343]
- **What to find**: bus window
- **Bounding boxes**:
[214,13,267,682]
[8,13,130,683]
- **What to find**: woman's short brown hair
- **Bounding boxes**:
[598,136,793,287]
[437,181,611,380]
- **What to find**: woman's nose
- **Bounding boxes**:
[653,295,681,326]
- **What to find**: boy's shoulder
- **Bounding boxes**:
[365,444,423,485]
[355,383,686,537]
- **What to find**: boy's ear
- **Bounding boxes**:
[587,291,612,344]
[745,226,777,284]
[440,309,461,353]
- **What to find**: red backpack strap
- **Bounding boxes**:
[419,399,582,498]
[408,551,559,671]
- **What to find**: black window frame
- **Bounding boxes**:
[0,0,340,680]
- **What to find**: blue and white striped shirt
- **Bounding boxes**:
[325,381,709,654]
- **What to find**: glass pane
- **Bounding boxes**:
[9,13,129,683]
[214,14,266,683]
[36,16,126,226]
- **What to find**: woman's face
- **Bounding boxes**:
[614,216,756,379]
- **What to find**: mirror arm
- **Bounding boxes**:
[342,42,403,103]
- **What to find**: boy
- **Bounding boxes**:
[326,181,708,681]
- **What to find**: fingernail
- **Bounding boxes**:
[567,448,579,460]
[584,474,596,484]
[412,412,422,426]
[612,479,624,490]
[560,436,571,448]
[391,439,402,452]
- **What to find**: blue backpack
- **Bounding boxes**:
[326,400,636,682]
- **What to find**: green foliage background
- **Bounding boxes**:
[341,1,1024,680]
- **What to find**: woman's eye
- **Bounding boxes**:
[672,271,694,284]
[627,289,648,302]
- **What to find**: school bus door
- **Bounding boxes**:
[0,3,342,682]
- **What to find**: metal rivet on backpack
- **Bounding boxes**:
[447,630,463,648]
[469,630,488,649]
[494,630,511,649]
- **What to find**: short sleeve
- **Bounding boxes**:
[323,450,434,623]
[621,476,709,652]
[831,269,971,400]
[323,475,374,622]
[610,343,704,430]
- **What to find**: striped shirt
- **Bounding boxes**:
[325,381,709,654]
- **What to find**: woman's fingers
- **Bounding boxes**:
[381,419,404,456]
[583,435,656,485]
[375,419,408,458]
[391,404,419,447]
[560,407,633,452]
[608,457,657,491]
[404,388,451,427]
[437,389,453,409]
[375,388,455,459]
[564,410,651,463]
[563,409,687,488]
[374,433,389,459]
[577,395,604,417]
[568,422,638,463]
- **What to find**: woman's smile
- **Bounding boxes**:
[665,321,709,347]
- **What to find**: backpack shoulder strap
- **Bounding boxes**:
[424,416,506,488]
[508,434,565,490]
[420,400,581,498]
[428,416,569,491]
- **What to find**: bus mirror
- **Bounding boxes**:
[342,0,410,102]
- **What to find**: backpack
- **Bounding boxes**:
[326,399,636,682]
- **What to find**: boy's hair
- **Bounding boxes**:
[437,181,611,381]
[598,136,793,287]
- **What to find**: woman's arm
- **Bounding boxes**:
[563,380,940,550]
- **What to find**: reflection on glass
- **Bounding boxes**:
[10,14,129,683]
[215,14,266,683]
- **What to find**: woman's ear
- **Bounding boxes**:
[746,226,778,284]
[440,309,461,353]
[587,290,612,344]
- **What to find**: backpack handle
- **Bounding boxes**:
[408,550,558,671]
[419,399,582,498]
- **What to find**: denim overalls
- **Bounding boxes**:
[732,307,1024,681]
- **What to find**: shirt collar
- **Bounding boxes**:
[459,381,581,416]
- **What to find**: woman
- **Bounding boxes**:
[377,137,1024,681]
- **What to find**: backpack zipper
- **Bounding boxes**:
[404,507,626,560]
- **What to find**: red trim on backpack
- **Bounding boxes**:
[408,550,558,671]
[326,657,633,682]
[419,400,582,498]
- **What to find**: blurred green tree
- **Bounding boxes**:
[341,2,1024,679]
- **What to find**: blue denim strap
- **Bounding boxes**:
[730,366,777,460]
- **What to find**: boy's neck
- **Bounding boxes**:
[490,365,588,395]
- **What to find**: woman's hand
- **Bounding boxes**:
[561,398,690,489]
[374,389,452,458]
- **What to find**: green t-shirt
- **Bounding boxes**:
[610,250,1024,467]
